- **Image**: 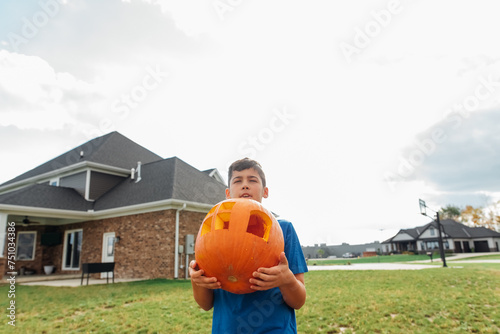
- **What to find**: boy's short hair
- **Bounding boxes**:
[227,158,266,188]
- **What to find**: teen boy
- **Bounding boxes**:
[189,158,308,333]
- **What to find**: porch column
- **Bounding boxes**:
[0,213,8,257]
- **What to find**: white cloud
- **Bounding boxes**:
[1,0,500,245]
[0,50,108,129]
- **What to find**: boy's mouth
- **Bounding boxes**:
[240,193,252,199]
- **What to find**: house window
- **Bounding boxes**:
[430,228,435,236]
[426,241,439,249]
[107,236,115,257]
[50,178,59,186]
[63,229,82,270]
[16,232,37,261]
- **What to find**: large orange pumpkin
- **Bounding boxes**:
[194,198,284,294]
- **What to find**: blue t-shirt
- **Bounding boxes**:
[211,219,308,334]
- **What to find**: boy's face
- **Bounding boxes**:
[226,168,268,203]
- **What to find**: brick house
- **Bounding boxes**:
[0,132,226,280]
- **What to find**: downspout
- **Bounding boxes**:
[174,203,187,279]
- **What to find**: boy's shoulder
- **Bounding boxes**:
[277,218,292,226]
[277,218,295,234]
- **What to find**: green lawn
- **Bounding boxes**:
[1,263,498,333]
[307,254,435,266]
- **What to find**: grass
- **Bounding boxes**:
[301,265,499,333]
[5,279,212,333]
[1,262,498,333]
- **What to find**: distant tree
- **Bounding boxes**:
[460,205,485,227]
[484,200,500,232]
[316,249,325,258]
[440,205,461,220]
[445,202,500,232]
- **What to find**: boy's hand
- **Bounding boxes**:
[189,260,221,290]
[249,252,296,291]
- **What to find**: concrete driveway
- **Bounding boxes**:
[307,262,438,271]
[307,252,500,271]
[21,277,142,287]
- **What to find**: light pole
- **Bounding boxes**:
[419,199,447,268]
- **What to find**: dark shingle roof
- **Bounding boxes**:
[468,226,500,237]
[383,223,430,243]
[0,157,226,212]
[439,219,470,238]
[401,227,424,239]
[0,184,94,211]
[94,157,227,211]
[172,158,227,203]
[440,219,500,238]
[1,131,163,187]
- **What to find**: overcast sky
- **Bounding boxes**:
[1,0,499,246]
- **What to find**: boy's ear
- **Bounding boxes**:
[263,187,269,199]
[225,188,231,199]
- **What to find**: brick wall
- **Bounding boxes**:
[4,209,207,279]
[96,210,205,279]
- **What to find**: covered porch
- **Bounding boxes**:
[1,273,141,287]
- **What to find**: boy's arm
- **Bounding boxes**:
[249,252,307,310]
[189,260,221,311]
[280,272,306,310]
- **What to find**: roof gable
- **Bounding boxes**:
[392,231,416,241]
[202,168,226,185]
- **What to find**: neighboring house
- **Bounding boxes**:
[382,219,500,254]
[0,132,227,280]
